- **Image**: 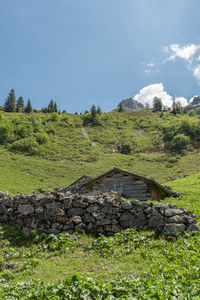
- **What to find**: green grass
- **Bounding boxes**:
[0,172,200,298]
[0,110,200,298]
[1,110,200,194]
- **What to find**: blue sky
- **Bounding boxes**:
[1,0,200,112]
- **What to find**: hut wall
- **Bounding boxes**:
[87,172,152,200]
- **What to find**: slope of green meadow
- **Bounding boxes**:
[1,110,200,194]
[0,110,200,298]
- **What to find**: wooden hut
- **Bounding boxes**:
[83,168,171,201]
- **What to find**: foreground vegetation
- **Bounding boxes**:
[0,172,199,299]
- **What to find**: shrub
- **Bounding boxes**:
[0,124,13,144]
[15,125,32,139]
[48,112,59,122]
[9,137,39,155]
[188,109,196,116]
[170,134,190,153]
[35,132,49,144]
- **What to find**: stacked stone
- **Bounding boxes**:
[0,191,199,236]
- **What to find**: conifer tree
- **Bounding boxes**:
[118,103,124,112]
[153,97,163,112]
[97,106,102,114]
[25,99,32,113]
[4,89,16,112]
[16,102,20,112]
[17,96,25,111]
[90,105,97,117]
[54,102,58,112]
[48,100,54,113]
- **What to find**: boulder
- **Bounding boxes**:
[164,223,185,236]
[0,204,6,215]
[18,204,34,216]
[67,208,84,216]
[164,209,184,217]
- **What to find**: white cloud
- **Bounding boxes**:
[147,62,154,67]
[167,44,200,62]
[174,97,188,107]
[193,65,200,83]
[133,83,173,107]
[133,83,188,108]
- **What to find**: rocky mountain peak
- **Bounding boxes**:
[117,98,144,111]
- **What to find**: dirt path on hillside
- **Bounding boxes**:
[81,127,89,138]
[81,127,96,146]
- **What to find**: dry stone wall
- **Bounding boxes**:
[0,191,199,236]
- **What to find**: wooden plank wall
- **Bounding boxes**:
[88,172,152,200]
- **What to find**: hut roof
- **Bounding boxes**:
[83,168,171,196]
[69,175,93,187]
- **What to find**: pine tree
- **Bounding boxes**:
[97,106,102,114]
[54,102,58,112]
[25,99,32,113]
[48,100,54,113]
[4,89,16,112]
[17,96,25,111]
[16,102,20,112]
[90,105,97,117]
[118,103,124,112]
[153,97,163,112]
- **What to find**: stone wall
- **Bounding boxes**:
[0,191,199,236]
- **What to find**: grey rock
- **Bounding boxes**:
[92,212,105,220]
[0,204,6,215]
[111,218,119,225]
[83,214,95,223]
[67,208,84,216]
[164,209,184,217]
[4,199,13,207]
[86,204,100,213]
[149,214,165,228]
[96,218,111,226]
[74,222,86,232]
[187,224,200,231]
[35,206,44,214]
[18,204,34,216]
[45,208,65,218]
[119,213,136,229]
[31,219,39,229]
[87,223,94,231]
[46,228,60,234]
[45,201,61,209]
[153,203,169,209]
[63,198,72,209]
[101,204,118,215]
[117,98,145,112]
[72,200,88,208]
[104,225,121,233]
[167,215,186,224]
[63,222,73,230]
[34,194,46,201]
[72,216,82,224]
[85,196,97,203]
[121,201,132,210]
[164,223,185,236]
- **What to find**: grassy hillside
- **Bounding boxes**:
[1,110,200,193]
[0,172,199,298]
[0,110,200,298]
